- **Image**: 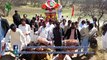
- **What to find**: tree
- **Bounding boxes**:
[0,0,12,16]
[79,0,107,31]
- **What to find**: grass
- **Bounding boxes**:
[3,6,92,24]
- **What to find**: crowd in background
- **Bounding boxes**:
[0,10,102,60]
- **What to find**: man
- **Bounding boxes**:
[78,20,87,31]
[22,14,30,25]
[92,16,97,27]
[5,24,26,51]
[46,19,55,41]
[38,18,44,27]
[0,16,9,52]
[52,22,64,51]
[13,10,21,27]
[60,19,66,29]
[19,19,31,44]
[64,20,72,34]
[38,22,49,39]
[64,23,81,42]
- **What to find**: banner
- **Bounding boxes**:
[71,5,74,16]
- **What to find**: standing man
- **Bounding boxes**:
[52,22,64,51]
[5,24,26,51]
[0,15,9,52]
[13,10,21,27]
[22,14,30,25]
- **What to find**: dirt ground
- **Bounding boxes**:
[0,6,106,60]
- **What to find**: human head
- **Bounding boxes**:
[40,18,44,22]
[62,19,66,24]
[32,17,36,21]
[15,10,18,14]
[31,19,35,25]
[62,16,64,18]
[81,20,86,25]
[86,20,90,25]
[75,21,78,28]
[68,20,71,26]
[10,24,17,32]
[88,23,93,31]
[55,22,60,28]
[102,24,107,35]
[23,14,27,18]
[21,19,26,25]
[71,22,75,29]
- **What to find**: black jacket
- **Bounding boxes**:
[1,19,9,37]
[64,28,81,41]
[13,13,21,26]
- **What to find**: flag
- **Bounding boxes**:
[55,0,58,3]
[71,5,74,16]
[5,2,12,12]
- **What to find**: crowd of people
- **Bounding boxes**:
[0,10,101,60]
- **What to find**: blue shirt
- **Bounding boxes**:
[0,20,4,41]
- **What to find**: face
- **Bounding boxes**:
[72,23,75,28]
[56,23,60,28]
[21,21,26,25]
[11,26,16,32]
[68,21,71,25]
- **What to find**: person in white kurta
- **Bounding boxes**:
[102,24,107,50]
[38,24,48,39]
[5,24,26,51]
[46,20,55,41]
[19,19,31,44]
[102,32,107,50]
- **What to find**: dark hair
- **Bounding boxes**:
[21,19,26,23]
[15,10,18,13]
[89,23,94,31]
[75,21,78,25]
[68,20,71,23]
[81,20,86,25]
[10,24,17,30]
[102,24,107,35]
[86,21,90,25]
[62,19,66,22]
[32,17,36,20]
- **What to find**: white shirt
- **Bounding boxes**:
[38,26,49,39]
[5,28,26,51]
[78,24,87,31]
[46,23,55,40]
[60,23,67,29]
[102,32,107,49]
[89,27,97,37]
[19,24,31,44]
[18,24,31,34]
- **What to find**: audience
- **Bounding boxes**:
[0,11,100,59]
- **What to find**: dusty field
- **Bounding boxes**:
[0,6,106,60]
